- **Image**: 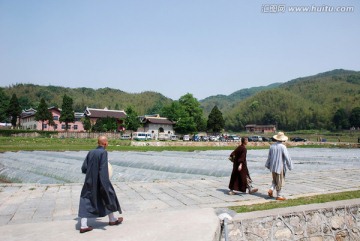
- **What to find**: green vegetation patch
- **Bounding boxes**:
[0,137,97,152]
[229,190,360,213]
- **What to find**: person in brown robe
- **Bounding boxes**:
[228,137,258,195]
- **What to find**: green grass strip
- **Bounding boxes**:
[229,190,360,213]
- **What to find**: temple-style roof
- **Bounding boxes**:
[245,124,276,128]
[145,117,175,125]
[84,107,127,119]
[139,114,175,125]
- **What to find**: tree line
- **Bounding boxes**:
[0,89,225,134]
[1,69,360,133]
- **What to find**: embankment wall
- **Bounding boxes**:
[224,199,360,241]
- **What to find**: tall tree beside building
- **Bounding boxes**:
[35,98,54,131]
[7,94,22,128]
[124,106,140,134]
[59,94,75,131]
[207,106,225,133]
[178,93,207,132]
[161,101,196,134]
[82,117,91,132]
[0,88,10,123]
[92,117,117,132]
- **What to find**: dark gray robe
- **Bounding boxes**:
[78,146,122,218]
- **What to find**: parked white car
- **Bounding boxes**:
[248,135,263,142]
[170,135,178,141]
[120,134,131,140]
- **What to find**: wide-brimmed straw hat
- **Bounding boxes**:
[273,132,288,142]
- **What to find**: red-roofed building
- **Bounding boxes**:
[245,124,276,133]
[84,107,127,131]
[20,107,85,132]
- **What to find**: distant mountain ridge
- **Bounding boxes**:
[199,82,282,115]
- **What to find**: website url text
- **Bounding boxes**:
[262,4,355,13]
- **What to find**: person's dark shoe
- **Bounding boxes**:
[249,188,258,194]
[109,217,124,226]
[268,189,273,197]
[80,226,93,233]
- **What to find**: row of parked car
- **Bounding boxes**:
[247,135,308,142]
[122,133,308,142]
[183,134,308,142]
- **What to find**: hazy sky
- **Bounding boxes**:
[0,0,359,100]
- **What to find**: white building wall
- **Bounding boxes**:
[141,123,175,140]
[21,116,38,130]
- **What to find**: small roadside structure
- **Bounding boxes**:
[245,124,276,133]
[138,114,176,140]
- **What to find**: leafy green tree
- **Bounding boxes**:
[207,106,224,133]
[59,94,75,131]
[92,119,105,132]
[175,116,197,134]
[0,88,10,122]
[7,94,22,128]
[161,101,184,121]
[82,117,92,132]
[333,108,350,130]
[349,107,360,128]
[178,93,206,132]
[124,106,141,134]
[161,101,196,134]
[103,117,117,131]
[35,98,54,130]
[92,117,117,132]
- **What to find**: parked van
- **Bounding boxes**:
[133,132,151,141]
[183,135,190,141]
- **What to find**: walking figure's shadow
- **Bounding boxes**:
[216,188,273,200]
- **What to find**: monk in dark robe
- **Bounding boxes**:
[78,136,122,233]
[228,137,258,195]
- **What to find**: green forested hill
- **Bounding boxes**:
[200,83,282,116]
[224,69,360,131]
[3,84,172,115]
[2,69,359,131]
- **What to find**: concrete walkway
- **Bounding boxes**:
[1,168,360,241]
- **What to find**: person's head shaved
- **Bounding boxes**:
[98,136,108,147]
